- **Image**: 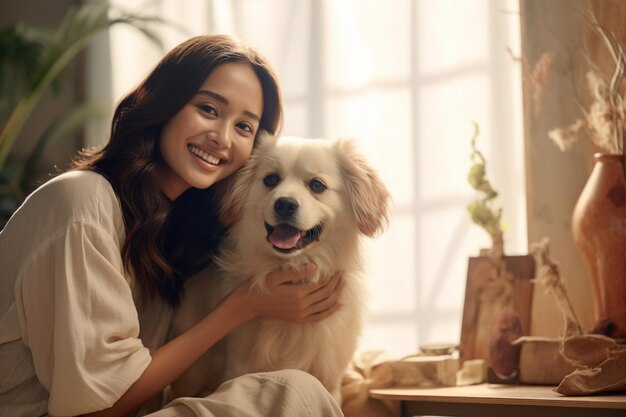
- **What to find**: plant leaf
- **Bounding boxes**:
[0,24,49,120]
[0,2,167,168]
[19,102,105,192]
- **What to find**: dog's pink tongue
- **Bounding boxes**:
[269,225,301,249]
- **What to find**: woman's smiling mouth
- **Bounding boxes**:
[188,144,223,165]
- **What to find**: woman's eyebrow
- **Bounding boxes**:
[196,90,261,122]
[197,90,228,104]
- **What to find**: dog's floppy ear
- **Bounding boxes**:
[219,131,277,225]
[336,139,391,237]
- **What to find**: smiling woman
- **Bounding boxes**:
[158,62,263,200]
[74,35,284,306]
[0,34,345,417]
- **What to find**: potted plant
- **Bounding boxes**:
[0,2,166,228]
[459,123,535,383]
[546,14,626,339]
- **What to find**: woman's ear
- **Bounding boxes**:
[336,139,391,237]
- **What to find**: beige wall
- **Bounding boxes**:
[521,0,625,336]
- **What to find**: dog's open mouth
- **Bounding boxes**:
[265,222,324,253]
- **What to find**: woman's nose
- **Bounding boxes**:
[207,123,231,148]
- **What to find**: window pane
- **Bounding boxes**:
[235,0,311,98]
[359,320,418,357]
[417,73,490,200]
[363,213,417,314]
[325,90,414,206]
[282,101,308,137]
[416,0,489,75]
[324,0,411,89]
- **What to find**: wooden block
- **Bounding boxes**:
[390,355,459,388]
[457,359,486,386]
[515,336,576,385]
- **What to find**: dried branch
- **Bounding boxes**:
[530,238,583,337]
[547,8,626,174]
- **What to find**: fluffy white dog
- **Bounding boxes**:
[170,133,390,402]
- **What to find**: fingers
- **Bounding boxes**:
[306,277,344,316]
[306,271,342,302]
[289,273,343,323]
[306,303,342,322]
[257,267,344,323]
[266,263,316,286]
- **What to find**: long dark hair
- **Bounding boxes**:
[71,34,282,306]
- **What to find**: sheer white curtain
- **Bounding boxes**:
[93,0,526,357]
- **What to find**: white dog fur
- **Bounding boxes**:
[169,133,390,402]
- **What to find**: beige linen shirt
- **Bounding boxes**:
[0,170,166,417]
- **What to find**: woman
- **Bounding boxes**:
[0,35,344,417]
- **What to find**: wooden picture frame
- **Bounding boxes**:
[459,254,535,366]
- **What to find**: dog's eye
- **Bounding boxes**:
[263,173,281,187]
[309,178,326,193]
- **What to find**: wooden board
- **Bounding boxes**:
[459,254,535,366]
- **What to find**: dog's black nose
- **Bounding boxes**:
[274,197,299,218]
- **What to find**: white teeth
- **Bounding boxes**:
[188,144,221,165]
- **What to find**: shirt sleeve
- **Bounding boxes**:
[15,221,152,417]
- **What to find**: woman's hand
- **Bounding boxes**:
[233,265,344,323]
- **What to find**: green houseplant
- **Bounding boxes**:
[0,2,166,228]
[466,122,504,257]
[460,123,535,380]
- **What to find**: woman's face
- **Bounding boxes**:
[159,62,264,200]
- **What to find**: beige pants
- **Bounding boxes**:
[148,370,344,417]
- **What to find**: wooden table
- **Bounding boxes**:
[370,384,626,417]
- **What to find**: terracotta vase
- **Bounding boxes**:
[571,153,626,338]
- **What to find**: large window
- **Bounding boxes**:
[98,0,526,356]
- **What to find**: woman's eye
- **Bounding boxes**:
[309,178,326,193]
[237,122,254,134]
[263,173,281,187]
[198,104,217,115]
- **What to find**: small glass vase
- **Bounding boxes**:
[571,153,626,338]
